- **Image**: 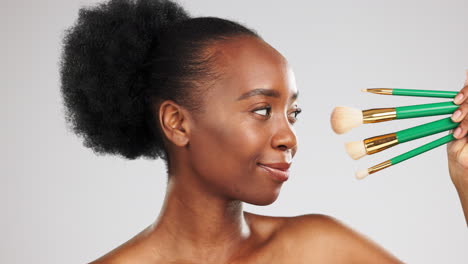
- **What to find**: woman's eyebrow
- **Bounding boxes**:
[236,88,299,101]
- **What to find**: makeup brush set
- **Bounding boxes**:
[331,88,461,180]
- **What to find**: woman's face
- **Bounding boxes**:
[188,36,300,205]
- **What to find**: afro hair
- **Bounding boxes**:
[59,0,259,163]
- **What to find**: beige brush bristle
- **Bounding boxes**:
[330,106,363,134]
[345,141,367,160]
[355,169,369,180]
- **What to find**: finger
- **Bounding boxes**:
[453,127,463,139]
[451,93,468,121]
[451,109,464,122]
[452,73,468,140]
[454,69,468,105]
[447,136,463,155]
[447,133,468,159]
[459,117,468,138]
[453,107,468,139]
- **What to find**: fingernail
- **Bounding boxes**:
[454,93,464,104]
[452,110,462,121]
[454,127,462,138]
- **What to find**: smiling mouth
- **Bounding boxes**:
[257,161,291,170]
[257,163,290,182]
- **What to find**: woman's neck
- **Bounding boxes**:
[146,170,254,263]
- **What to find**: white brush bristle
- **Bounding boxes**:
[345,141,367,160]
[330,106,363,134]
[355,169,369,180]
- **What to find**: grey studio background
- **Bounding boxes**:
[2,0,468,263]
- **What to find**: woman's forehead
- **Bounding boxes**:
[213,36,287,73]
[210,37,297,100]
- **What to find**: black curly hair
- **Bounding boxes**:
[59,0,260,169]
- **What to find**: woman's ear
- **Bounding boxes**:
[158,100,191,147]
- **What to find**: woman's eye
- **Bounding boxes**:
[289,108,302,123]
[293,108,302,118]
[253,106,271,117]
[253,106,302,124]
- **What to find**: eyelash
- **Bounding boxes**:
[253,106,302,124]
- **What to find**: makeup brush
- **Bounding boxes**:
[355,133,456,180]
[331,101,458,134]
[362,88,458,98]
[345,117,458,160]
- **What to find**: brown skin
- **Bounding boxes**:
[90,36,467,264]
[448,71,468,227]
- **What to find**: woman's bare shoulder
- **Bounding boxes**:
[87,225,154,264]
[87,244,137,264]
[88,212,404,264]
[273,213,404,263]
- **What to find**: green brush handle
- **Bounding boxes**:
[396,102,459,119]
[396,117,458,143]
[392,88,458,98]
[391,133,455,165]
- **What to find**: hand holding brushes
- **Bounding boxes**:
[331,85,467,179]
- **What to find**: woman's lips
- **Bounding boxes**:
[258,163,290,182]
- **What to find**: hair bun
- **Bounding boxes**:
[59,0,189,159]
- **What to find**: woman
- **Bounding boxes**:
[59,0,468,263]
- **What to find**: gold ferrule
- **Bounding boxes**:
[368,160,392,175]
[364,133,398,155]
[364,88,393,95]
[362,108,396,123]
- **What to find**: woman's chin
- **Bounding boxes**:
[244,189,281,206]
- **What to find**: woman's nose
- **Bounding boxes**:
[271,115,297,152]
